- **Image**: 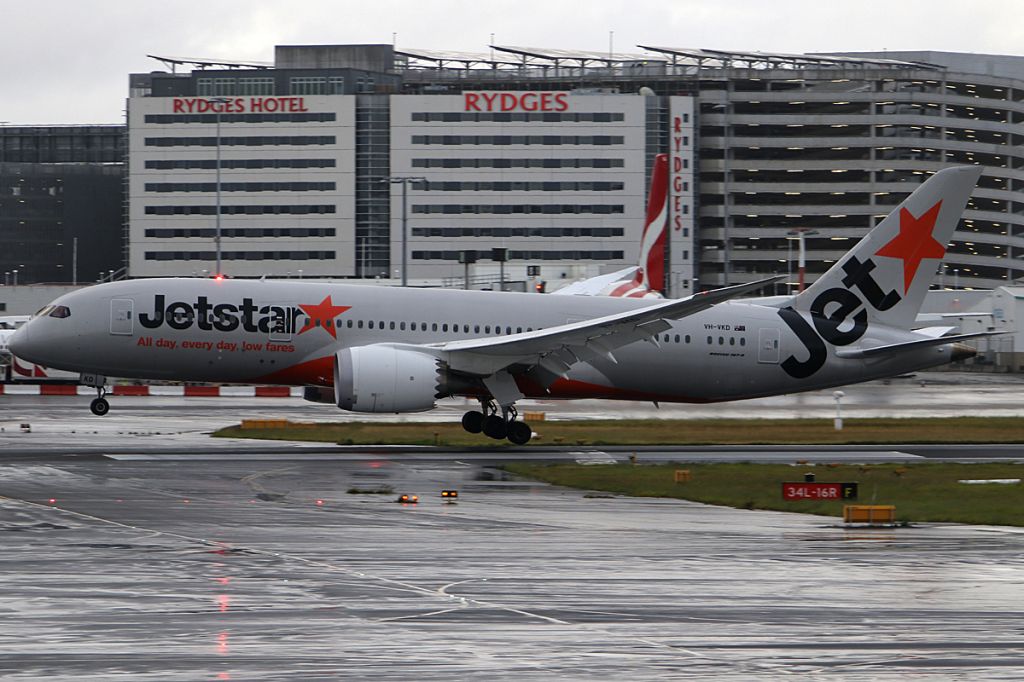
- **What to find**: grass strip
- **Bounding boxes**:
[504,462,1024,527]
[213,417,1024,447]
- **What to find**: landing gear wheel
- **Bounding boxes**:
[507,420,532,445]
[461,410,484,433]
[482,414,508,440]
[90,397,110,416]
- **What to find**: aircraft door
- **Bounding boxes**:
[269,303,295,342]
[758,328,780,364]
[110,299,134,336]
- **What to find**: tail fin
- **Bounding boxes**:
[637,153,668,293]
[792,166,982,330]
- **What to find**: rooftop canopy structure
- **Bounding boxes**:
[491,45,669,68]
[638,46,942,70]
[146,54,274,73]
[395,48,521,70]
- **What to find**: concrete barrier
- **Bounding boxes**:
[0,384,304,397]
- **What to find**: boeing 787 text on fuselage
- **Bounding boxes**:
[9,167,995,444]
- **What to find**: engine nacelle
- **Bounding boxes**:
[334,345,440,413]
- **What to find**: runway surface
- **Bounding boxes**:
[1,452,1023,680]
[1,376,1023,679]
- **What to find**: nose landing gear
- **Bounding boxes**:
[461,400,532,445]
[90,390,110,416]
[80,373,110,416]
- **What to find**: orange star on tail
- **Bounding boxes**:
[874,200,945,293]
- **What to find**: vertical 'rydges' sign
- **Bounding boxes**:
[464,92,570,112]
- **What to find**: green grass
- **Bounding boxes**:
[213,416,1024,447]
[504,462,1024,526]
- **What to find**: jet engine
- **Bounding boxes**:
[333,345,441,413]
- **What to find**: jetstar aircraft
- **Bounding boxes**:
[9,166,997,444]
[555,153,668,299]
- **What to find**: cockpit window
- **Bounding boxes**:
[48,305,71,319]
[33,305,55,319]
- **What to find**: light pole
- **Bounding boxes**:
[492,247,508,291]
[382,176,426,286]
[786,228,818,292]
[833,390,845,431]
[208,97,231,277]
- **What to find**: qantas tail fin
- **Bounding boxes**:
[792,166,982,330]
[636,152,668,293]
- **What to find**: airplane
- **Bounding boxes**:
[553,153,668,299]
[9,166,997,445]
[0,315,30,330]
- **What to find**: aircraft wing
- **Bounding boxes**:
[410,276,781,391]
[833,331,1005,359]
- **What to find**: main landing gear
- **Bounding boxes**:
[461,400,532,445]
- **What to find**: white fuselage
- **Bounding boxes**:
[10,278,957,404]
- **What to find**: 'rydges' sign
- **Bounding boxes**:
[464,92,570,112]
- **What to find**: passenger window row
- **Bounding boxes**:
[304,318,539,335]
[703,335,747,347]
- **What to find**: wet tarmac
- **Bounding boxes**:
[1,376,1023,679]
[1,453,1023,680]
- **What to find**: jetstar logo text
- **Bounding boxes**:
[777,256,901,378]
[171,97,309,114]
[139,295,302,334]
[464,92,569,112]
[777,201,945,378]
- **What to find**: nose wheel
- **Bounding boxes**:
[89,387,110,416]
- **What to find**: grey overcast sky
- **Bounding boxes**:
[2,0,1023,125]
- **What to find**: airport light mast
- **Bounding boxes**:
[787,228,818,293]
[383,176,426,286]
[208,97,231,278]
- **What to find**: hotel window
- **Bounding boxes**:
[238,77,275,96]
[197,78,237,96]
[290,77,326,95]
[328,76,346,94]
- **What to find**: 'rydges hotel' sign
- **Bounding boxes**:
[171,97,310,113]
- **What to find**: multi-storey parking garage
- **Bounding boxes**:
[691,50,1024,289]
[126,46,1024,293]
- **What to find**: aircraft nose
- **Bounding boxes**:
[7,324,29,356]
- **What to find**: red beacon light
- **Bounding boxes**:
[213,274,226,282]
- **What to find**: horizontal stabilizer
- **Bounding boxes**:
[834,331,1005,359]
[912,326,958,338]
